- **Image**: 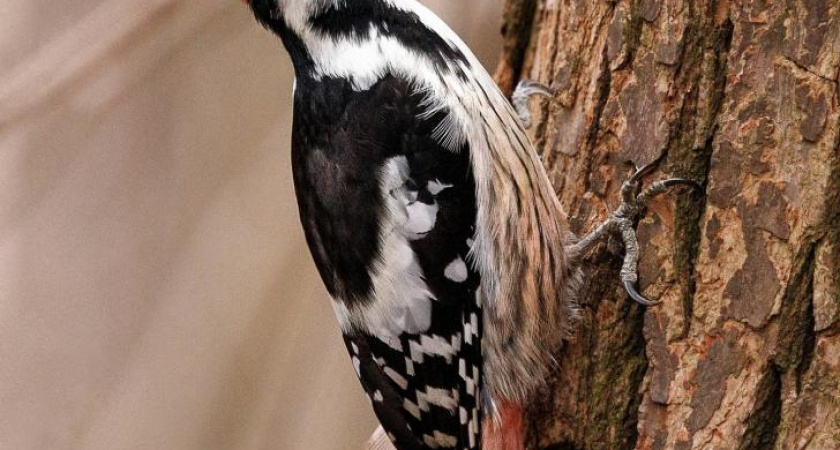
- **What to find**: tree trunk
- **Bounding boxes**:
[495,1,840,449]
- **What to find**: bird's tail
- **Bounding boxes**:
[483,402,525,450]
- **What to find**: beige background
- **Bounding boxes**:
[0,1,501,450]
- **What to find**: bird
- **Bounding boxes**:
[243,1,698,449]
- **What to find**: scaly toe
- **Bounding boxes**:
[658,178,703,191]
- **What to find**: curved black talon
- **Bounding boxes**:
[618,175,701,306]
[512,79,554,129]
[623,280,661,307]
[567,162,701,308]
[636,178,703,206]
[629,160,660,185]
[623,161,661,203]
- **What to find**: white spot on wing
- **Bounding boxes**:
[379,335,402,351]
[418,387,458,411]
[384,367,409,390]
[433,431,458,448]
[423,431,458,448]
[404,399,422,420]
[410,340,425,363]
[419,334,461,363]
[334,157,436,339]
[405,201,439,238]
[427,179,453,195]
[444,256,468,282]
[470,409,479,447]
[422,435,439,448]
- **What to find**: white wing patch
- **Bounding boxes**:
[334,157,447,339]
[427,179,453,195]
[405,179,453,239]
[405,201,439,238]
[444,256,468,283]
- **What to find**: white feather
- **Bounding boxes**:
[334,157,437,339]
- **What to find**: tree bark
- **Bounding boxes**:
[496,1,840,449]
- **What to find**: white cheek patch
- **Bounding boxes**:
[443,256,468,283]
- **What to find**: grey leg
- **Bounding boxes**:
[512,79,553,129]
[568,162,701,306]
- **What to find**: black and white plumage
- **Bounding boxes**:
[246,1,574,449]
[295,73,484,449]
[245,1,696,449]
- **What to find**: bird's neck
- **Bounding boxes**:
[250,1,321,76]
[257,0,438,80]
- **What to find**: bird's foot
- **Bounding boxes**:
[511,79,553,129]
[568,161,701,306]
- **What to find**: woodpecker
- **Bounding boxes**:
[244,1,697,449]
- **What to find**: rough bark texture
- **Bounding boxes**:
[497,1,840,449]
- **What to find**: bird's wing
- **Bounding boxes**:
[292,74,483,449]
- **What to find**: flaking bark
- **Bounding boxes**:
[498,1,840,449]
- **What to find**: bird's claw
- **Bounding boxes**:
[615,165,701,306]
[570,162,701,307]
[512,79,554,129]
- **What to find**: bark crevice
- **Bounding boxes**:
[737,364,783,450]
[495,0,539,96]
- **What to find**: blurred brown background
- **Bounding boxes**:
[0,1,501,450]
